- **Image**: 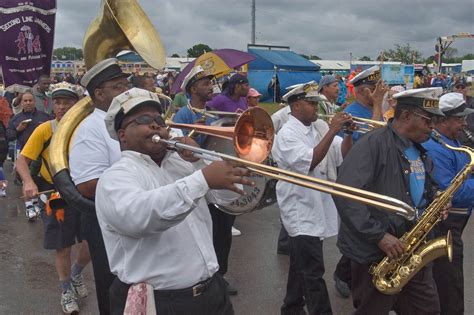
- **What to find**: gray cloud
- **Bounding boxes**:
[55,0,474,60]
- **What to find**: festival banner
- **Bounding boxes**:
[0,0,56,87]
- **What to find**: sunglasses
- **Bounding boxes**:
[121,114,166,129]
[413,111,437,123]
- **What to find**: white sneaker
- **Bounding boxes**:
[61,289,79,314]
[25,205,37,221]
[0,189,6,197]
[33,202,42,217]
[231,226,241,236]
[71,273,88,298]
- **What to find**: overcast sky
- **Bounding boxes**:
[55,0,474,60]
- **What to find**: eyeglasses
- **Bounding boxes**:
[121,114,166,129]
[455,85,466,90]
[413,111,436,123]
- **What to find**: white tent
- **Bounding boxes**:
[462,60,474,73]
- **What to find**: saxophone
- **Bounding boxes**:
[371,131,474,295]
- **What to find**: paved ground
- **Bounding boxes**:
[0,159,472,314]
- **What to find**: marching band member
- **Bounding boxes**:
[272,82,353,315]
[334,88,446,314]
[343,65,388,143]
[173,65,215,145]
[96,88,252,314]
[333,65,388,298]
[173,65,239,295]
[69,58,129,314]
[16,83,90,314]
[422,92,474,315]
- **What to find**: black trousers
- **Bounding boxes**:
[277,223,290,255]
[281,235,332,315]
[432,214,470,315]
[208,204,235,275]
[334,255,352,287]
[81,213,116,315]
[351,261,440,315]
[109,273,234,315]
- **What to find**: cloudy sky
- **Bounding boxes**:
[55,0,474,60]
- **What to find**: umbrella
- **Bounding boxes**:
[172,49,256,94]
[5,84,32,93]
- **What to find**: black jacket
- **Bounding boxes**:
[334,121,438,264]
[6,110,51,149]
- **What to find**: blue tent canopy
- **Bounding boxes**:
[247,49,319,71]
[247,48,321,102]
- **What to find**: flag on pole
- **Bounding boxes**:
[0,0,57,87]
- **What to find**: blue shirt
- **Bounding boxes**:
[172,106,216,146]
[404,145,426,209]
[344,101,373,143]
[423,133,474,214]
[337,80,347,105]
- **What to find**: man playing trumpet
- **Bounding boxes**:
[272,81,353,315]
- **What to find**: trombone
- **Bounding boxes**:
[160,107,415,219]
[319,114,386,133]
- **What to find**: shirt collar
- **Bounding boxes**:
[288,114,312,134]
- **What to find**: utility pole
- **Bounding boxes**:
[251,0,256,44]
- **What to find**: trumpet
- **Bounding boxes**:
[319,114,386,133]
[158,107,416,219]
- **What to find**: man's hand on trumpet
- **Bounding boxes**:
[328,112,356,134]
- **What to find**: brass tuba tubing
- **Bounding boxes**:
[153,136,415,220]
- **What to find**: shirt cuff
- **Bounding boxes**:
[177,170,210,205]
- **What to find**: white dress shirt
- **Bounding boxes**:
[271,114,343,238]
[69,108,121,185]
[95,150,240,289]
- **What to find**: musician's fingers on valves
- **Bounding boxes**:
[329,112,356,132]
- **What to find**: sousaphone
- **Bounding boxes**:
[48,0,166,212]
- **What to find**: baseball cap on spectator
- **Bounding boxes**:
[247,88,262,98]
[317,75,337,92]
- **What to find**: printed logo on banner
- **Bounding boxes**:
[0,1,56,87]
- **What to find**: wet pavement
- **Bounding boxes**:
[0,159,472,314]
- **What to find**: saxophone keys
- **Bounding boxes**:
[399,266,410,278]
[410,255,422,266]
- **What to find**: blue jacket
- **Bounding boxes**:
[422,132,473,215]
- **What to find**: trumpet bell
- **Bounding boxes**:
[234,107,274,163]
[83,0,166,69]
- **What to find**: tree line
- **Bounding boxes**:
[53,43,472,64]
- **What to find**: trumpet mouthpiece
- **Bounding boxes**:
[152,135,161,143]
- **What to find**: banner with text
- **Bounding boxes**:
[0,0,56,87]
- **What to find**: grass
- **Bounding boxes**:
[259,102,286,114]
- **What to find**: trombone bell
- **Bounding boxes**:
[167,107,274,163]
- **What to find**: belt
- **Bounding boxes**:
[154,275,215,298]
